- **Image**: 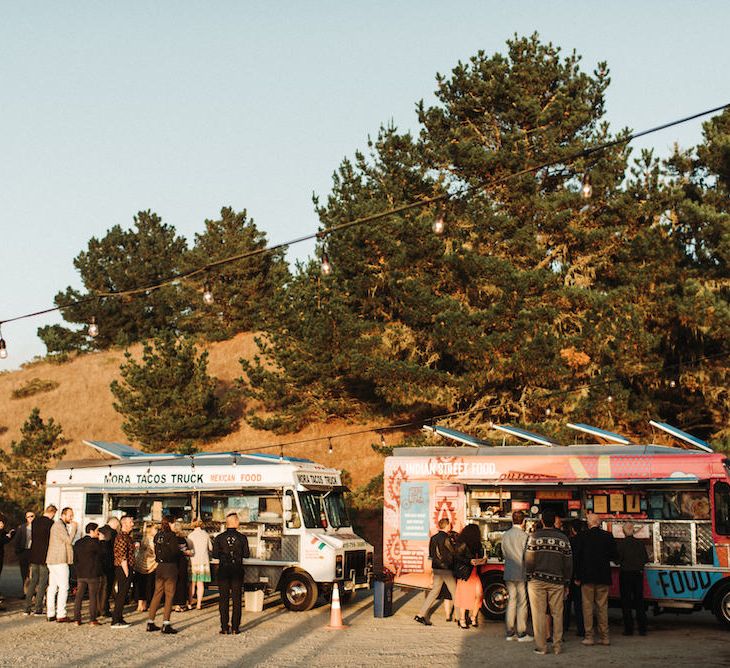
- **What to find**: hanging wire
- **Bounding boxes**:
[0,103,727,331]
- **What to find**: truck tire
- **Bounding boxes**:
[712,581,730,628]
[480,572,508,620]
[281,571,319,612]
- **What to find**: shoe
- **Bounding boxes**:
[445,613,453,622]
[23,611,32,617]
[470,619,479,628]
[517,634,534,643]
[111,622,131,629]
[458,620,469,629]
[75,621,83,626]
[147,622,161,632]
[219,628,231,635]
[581,638,595,646]
[533,649,548,655]
[47,616,56,622]
[505,635,517,642]
[56,617,70,623]
[232,628,240,635]
[33,611,45,617]
[414,615,432,626]
[89,621,101,627]
[161,624,178,634]
[598,639,610,646]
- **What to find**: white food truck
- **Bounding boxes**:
[45,441,373,610]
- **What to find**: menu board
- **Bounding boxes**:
[400,482,430,540]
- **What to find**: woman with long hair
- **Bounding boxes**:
[134,523,158,612]
[187,519,212,610]
[453,523,486,629]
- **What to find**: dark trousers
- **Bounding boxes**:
[25,564,49,613]
[218,575,243,631]
[620,571,647,633]
[112,567,133,624]
[563,581,585,635]
[96,576,107,614]
[148,571,177,623]
[74,578,99,622]
[18,552,31,589]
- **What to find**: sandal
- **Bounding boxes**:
[458,620,469,629]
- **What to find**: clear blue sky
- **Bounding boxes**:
[1,1,729,366]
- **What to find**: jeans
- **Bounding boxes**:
[25,564,49,613]
[418,569,458,620]
[620,571,647,634]
[112,567,133,624]
[47,563,70,619]
[218,575,243,631]
[74,578,99,622]
[581,583,610,642]
[528,579,565,653]
[505,580,529,636]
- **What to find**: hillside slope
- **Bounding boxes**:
[0,333,391,487]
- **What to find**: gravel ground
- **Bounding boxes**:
[1,566,729,668]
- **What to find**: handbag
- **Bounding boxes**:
[454,560,473,581]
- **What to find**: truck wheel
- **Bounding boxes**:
[480,573,508,620]
[281,572,318,611]
[712,582,730,628]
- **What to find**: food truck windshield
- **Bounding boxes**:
[299,490,350,529]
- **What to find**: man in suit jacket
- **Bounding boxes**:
[14,511,35,595]
[46,507,77,622]
[24,505,56,616]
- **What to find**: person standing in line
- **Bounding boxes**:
[617,522,649,636]
[0,515,16,608]
[453,524,486,629]
[414,518,457,626]
[563,520,586,638]
[14,511,34,597]
[147,517,180,634]
[575,512,619,647]
[525,509,573,656]
[24,505,56,616]
[111,515,135,629]
[98,517,119,617]
[72,522,104,626]
[46,507,77,622]
[212,512,250,635]
[172,520,192,612]
[187,519,212,610]
[502,510,533,642]
[134,523,158,612]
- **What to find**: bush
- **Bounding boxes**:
[11,378,60,400]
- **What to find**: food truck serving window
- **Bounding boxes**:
[299,491,350,529]
[714,482,730,536]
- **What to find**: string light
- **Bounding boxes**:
[87,316,99,338]
[669,380,677,388]
[581,173,593,199]
[380,432,386,448]
[232,452,238,466]
[0,105,724,339]
[545,408,552,417]
[607,395,614,404]
[321,253,332,276]
[0,333,6,360]
[432,215,446,235]
[327,437,333,455]
[202,283,214,305]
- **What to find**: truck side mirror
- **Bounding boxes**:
[283,494,293,512]
[284,510,292,523]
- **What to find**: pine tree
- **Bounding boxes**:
[38,210,189,353]
[181,207,289,340]
[110,330,233,451]
[0,409,67,515]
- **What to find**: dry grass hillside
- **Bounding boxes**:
[0,333,394,487]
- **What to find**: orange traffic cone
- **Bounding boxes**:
[326,582,348,630]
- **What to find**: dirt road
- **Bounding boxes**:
[1,566,729,667]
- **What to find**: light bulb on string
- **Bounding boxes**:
[581,174,593,199]
[88,316,99,338]
[279,446,284,462]
[380,432,386,448]
[203,283,214,305]
[432,215,446,235]
[545,408,552,417]
[607,395,614,404]
[669,380,677,388]
[327,438,333,455]
[0,334,7,360]
[321,253,332,276]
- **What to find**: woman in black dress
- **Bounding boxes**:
[173,522,192,612]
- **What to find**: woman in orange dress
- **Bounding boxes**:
[453,524,487,628]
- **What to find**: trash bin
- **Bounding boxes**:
[373,572,394,618]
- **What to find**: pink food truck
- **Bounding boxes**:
[383,421,730,627]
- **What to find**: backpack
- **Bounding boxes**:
[218,532,244,570]
[154,530,179,563]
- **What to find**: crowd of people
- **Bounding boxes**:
[0,507,251,635]
[415,510,649,656]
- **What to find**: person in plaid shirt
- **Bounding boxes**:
[111,516,135,628]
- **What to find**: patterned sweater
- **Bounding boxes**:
[525,528,573,585]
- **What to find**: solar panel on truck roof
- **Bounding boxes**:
[566,423,633,445]
[649,420,713,452]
